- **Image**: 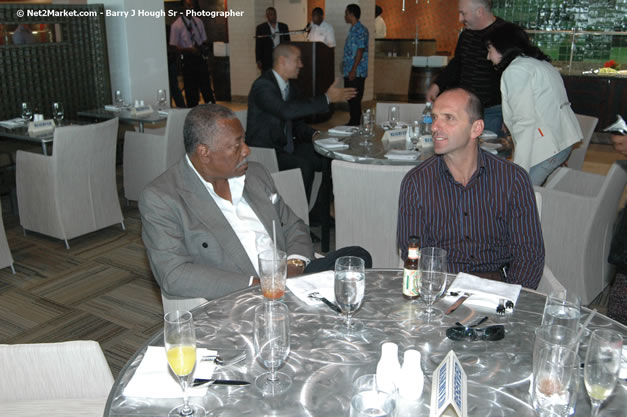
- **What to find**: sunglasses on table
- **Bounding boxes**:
[446,325,505,342]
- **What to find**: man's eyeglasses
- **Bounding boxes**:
[446,325,505,341]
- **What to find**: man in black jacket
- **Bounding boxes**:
[245,43,355,200]
[255,7,290,72]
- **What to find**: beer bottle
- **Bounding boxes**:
[402,236,420,299]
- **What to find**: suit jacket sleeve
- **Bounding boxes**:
[434,32,464,91]
[251,77,328,123]
[255,24,264,63]
[139,185,251,300]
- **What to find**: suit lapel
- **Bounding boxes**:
[175,159,257,275]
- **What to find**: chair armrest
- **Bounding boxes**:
[545,167,604,197]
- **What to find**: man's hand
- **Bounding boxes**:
[326,78,357,103]
[426,83,440,103]
[287,263,305,277]
[611,134,627,155]
[348,69,357,81]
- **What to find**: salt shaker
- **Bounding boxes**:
[376,342,401,393]
[398,349,424,400]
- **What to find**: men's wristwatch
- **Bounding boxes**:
[287,258,306,269]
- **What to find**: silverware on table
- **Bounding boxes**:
[201,351,247,366]
[496,299,506,316]
[308,292,342,314]
[191,378,250,387]
[445,293,471,315]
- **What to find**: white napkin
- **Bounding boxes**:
[381,121,410,130]
[104,105,122,112]
[0,118,26,129]
[317,137,349,150]
[385,149,419,160]
[620,346,627,379]
[328,126,358,136]
[447,272,521,310]
[480,130,498,140]
[286,271,335,306]
[123,346,216,398]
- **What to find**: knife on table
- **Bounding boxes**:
[445,293,470,315]
[192,378,250,387]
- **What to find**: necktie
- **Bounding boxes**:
[283,84,294,153]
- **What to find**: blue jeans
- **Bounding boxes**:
[484,105,504,138]
[529,146,572,186]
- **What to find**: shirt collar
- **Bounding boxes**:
[437,146,488,185]
[185,154,246,205]
[272,70,289,94]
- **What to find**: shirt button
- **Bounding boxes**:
[465,235,470,240]
[202,242,208,248]
[464,212,468,216]
[470,255,475,259]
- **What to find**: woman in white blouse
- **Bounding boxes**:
[485,23,582,185]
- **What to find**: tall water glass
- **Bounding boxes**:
[258,249,287,300]
[584,329,623,417]
[361,111,373,146]
[533,345,578,417]
[157,89,168,109]
[254,301,291,396]
[417,247,447,320]
[542,290,581,332]
[114,90,124,107]
[387,106,399,129]
[52,102,64,124]
[334,256,366,332]
[164,310,205,417]
[410,120,421,147]
[21,102,32,122]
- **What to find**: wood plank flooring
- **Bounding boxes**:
[0,107,623,377]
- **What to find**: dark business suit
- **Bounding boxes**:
[255,21,290,71]
[246,70,328,200]
[139,159,312,300]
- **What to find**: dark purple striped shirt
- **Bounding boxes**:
[397,149,545,289]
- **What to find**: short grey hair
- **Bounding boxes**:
[445,87,484,123]
[471,0,493,12]
[273,43,298,66]
[183,104,237,153]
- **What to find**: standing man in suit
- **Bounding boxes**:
[139,104,370,300]
[246,43,356,202]
[169,0,215,107]
[256,7,290,72]
[343,4,369,126]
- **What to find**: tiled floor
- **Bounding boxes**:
[0,106,624,377]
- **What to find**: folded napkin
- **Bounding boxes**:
[286,271,335,306]
[381,121,409,130]
[123,346,216,398]
[328,126,358,136]
[385,149,419,160]
[447,272,521,311]
[317,137,349,150]
[620,346,627,379]
[104,105,122,112]
[480,143,501,154]
[158,110,169,116]
[0,118,26,129]
[480,130,498,140]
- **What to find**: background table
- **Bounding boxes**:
[105,269,627,417]
[0,120,86,155]
[78,107,167,132]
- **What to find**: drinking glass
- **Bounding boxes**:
[334,256,366,332]
[349,374,396,417]
[21,102,33,122]
[410,120,421,148]
[114,90,124,107]
[584,329,623,417]
[258,249,287,300]
[52,102,64,124]
[164,310,205,417]
[533,345,578,417]
[417,247,447,320]
[361,111,373,146]
[387,106,399,129]
[157,89,168,110]
[542,290,581,333]
[254,301,291,396]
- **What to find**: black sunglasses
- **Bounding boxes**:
[446,325,505,341]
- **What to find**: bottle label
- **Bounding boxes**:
[403,268,420,297]
[408,247,419,259]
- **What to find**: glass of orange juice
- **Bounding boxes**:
[258,249,287,300]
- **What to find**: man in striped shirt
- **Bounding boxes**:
[397,88,544,289]
[426,0,506,136]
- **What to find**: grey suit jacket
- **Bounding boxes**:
[139,158,313,300]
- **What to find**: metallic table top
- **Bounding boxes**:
[105,269,627,416]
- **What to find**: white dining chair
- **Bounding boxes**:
[16,118,125,249]
[332,160,414,268]
[0,340,113,417]
[271,168,310,226]
[566,114,598,171]
[123,108,191,202]
[0,199,15,274]
[534,160,627,303]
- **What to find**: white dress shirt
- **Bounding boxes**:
[375,16,387,39]
[307,20,336,48]
[269,22,281,48]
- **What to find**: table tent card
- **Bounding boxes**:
[430,350,467,417]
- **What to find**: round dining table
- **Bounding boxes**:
[104,269,627,417]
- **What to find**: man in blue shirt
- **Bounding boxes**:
[343,4,369,126]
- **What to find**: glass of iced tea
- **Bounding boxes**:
[258,249,287,300]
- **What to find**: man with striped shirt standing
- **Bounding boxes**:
[426,0,506,136]
[397,88,544,289]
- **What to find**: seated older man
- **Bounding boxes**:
[139,104,370,300]
[397,88,544,288]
